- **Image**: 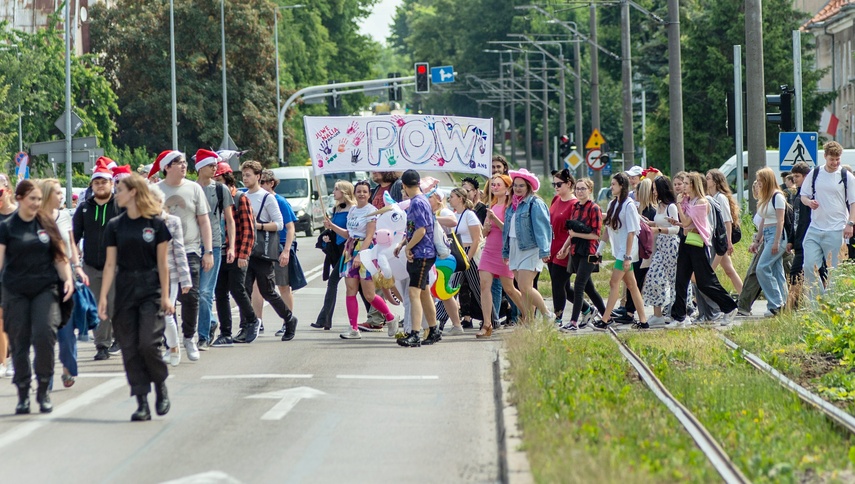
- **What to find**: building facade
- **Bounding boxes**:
[0,0,113,54]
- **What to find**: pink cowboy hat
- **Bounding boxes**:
[508,168,540,192]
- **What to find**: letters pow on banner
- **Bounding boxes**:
[304,115,493,177]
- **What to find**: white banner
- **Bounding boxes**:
[303,115,493,177]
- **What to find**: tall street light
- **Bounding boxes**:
[219,0,233,151]
[170,0,178,150]
[274,3,306,165]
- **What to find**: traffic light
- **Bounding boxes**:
[415,62,430,93]
[600,143,610,166]
[766,85,793,132]
[388,72,402,101]
[558,135,571,158]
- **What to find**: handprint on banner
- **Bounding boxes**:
[391,115,406,127]
[346,120,359,135]
[353,131,366,146]
[338,138,349,153]
[430,153,446,167]
[441,117,453,131]
[351,149,361,164]
[423,116,436,131]
[317,158,324,168]
[387,150,397,166]
[320,140,332,156]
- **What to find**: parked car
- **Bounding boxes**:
[269,166,328,237]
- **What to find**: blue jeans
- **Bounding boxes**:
[57,318,77,377]
[803,226,844,300]
[197,249,222,341]
[757,226,788,311]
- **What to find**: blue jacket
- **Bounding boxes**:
[72,281,99,333]
[502,195,552,259]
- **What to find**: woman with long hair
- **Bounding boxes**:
[98,174,173,421]
[37,179,89,389]
[1,180,73,414]
[547,169,576,325]
[502,169,553,322]
[620,178,656,324]
[751,168,788,316]
[592,173,648,330]
[313,180,355,331]
[0,174,17,378]
[669,172,737,326]
[706,169,743,293]
[556,178,605,330]
[642,176,682,325]
[477,175,524,338]
[325,180,396,339]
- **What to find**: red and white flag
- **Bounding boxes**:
[820,108,839,137]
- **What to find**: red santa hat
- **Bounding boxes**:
[91,157,114,181]
[100,156,117,171]
[149,150,184,179]
[194,149,220,172]
[112,165,132,181]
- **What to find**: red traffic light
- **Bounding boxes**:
[417,65,427,74]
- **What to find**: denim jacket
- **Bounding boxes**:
[502,195,553,259]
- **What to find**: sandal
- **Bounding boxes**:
[62,373,75,388]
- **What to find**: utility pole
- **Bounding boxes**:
[64,0,72,204]
[220,0,230,150]
[542,57,550,175]
[574,40,583,179]
[524,54,532,171]
[558,53,566,161]
[667,0,684,175]
[499,53,506,157]
[170,0,178,150]
[641,90,646,168]
[620,0,634,165]
[590,4,602,191]
[794,30,804,131]
[745,0,765,212]
[509,53,517,167]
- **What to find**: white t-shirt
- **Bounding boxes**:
[158,179,210,254]
[607,198,640,262]
[759,192,786,226]
[244,188,284,231]
[712,192,733,224]
[438,208,454,235]
[800,166,855,232]
[346,204,377,239]
[454,209,481,245]
[55,209,73,258]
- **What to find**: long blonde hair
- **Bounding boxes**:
[636,178,654,212]
[334,180,356,208]
[685,172,707,200]
[756,167,784,212]
[36,178,62,211]
[120,174,161,218]
[707,169,740,222]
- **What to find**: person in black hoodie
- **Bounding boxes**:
[73,159,124,361]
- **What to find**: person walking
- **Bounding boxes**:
[556,178,606,331]
[618,178,656,325]
[591,173,649,330]
[547,169,576,325]
[787,162,823,308]
[1,180,74,413]
[751,168,789,316]
[258,170,297,334]
[641,176,681,325]
[0,174,16,378]
[99,174,173,421]
[325,180,396,339]
[73,159,123,361]
[312,181,354,330]
[706,169,743,294]
[211,162,259,346]
[502,169,553,323]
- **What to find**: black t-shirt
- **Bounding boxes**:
[0,210,16,224]
[0,213,59,296]
[105,213,172,272]
[474,202,488,225]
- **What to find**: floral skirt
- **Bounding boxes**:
[642,234,679,308]
[341,238,372,280]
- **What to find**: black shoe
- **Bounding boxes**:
[612,306,627,317]
[36,382,52,414]
[422,326,442,345]
[131,395,151,421]
[592,319,611,331]
[397,330,421,347]
[94,347,110,361]
[460,319,474,329]
[233,328,248,343]
[310,322,324,329]
[197,338,210,351]
[632,321,650,330]
[281,315,298,341]
[154,382,170,416]
[108,340,121,356]
[614,314,636,325]
[15,385,30,415]
[211,335,234,347]
[245,320,260,344]
[258,321,265,334]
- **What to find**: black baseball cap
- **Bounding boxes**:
[401,169,421,187]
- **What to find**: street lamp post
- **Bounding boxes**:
[64,0,72,204]
[220,0,230,151]
[274,4,306,165]
[170,0,177,150]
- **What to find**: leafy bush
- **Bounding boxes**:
[802,263,855,368]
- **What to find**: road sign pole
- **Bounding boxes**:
[64,0,72,204]
[794,30,804,132]
[734,45,745,207]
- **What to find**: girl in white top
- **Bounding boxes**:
[593,173,648,329]
[326,180,395,339]
[706,169,743,293]
[749,168,788,315]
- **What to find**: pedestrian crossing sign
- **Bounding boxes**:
[779,131,818,170]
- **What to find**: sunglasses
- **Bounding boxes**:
[260,179,274,184]
[551,182,565,188]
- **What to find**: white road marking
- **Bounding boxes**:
[0,377,126,450]
[160,471,243,484]
[245,386,326,420]
[335,375,439,380]
[76,372,127,378]
[201,374,313,380]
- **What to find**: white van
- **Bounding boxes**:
[719,149,855,195]
[269,166,328,237]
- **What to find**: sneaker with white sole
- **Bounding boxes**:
[169,348,181,367]
[723,308,738,325]
[339,329,362,339]
[647,315,666,326]
[443,326,465,336]
[674,316,693,328]
[388,319,400,337]
[183,338,200,361]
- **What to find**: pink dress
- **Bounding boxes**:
[479,203,514,279]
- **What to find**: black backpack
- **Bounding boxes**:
[771,193,795,243]
[810,167,850,208]
[706,196,728,256]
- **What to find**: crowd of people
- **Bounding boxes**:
[2,140,853,419]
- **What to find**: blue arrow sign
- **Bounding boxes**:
[431,66,455,84]
[779,131,818,170]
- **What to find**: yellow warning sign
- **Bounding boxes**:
[585,129,606,149]
[564,150,583,169]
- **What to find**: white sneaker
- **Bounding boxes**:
[443,326,465,336]
[162,351,170,364]
[184,338,200,361]
[169,348,181,367]
[723,308,738,325]
[0,363,6,378]
[580,308,598,328]
[674,316,693,328]
[340,329,362,339]
[388,318,400,337]
[5,360,13,377]
[647,315,666,326]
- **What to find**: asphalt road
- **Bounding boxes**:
[0,232,503,484]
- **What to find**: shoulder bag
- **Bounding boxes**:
[448,210,471,272]
[251,193,281,261]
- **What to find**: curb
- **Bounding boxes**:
[496,349,533,484]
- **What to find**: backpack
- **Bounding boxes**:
[771,193,795,243]
[810,167,850,208]
[705,196,728,256]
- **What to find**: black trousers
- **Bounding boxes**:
[568,255,604,323]
[113,270,168,396]
[316,264,342,329]
[3,286,60,388]
[671,243,736,321]
[625,262,649,314]
[215,258,256,337]
[245,256,293,322]
[178,253,201,339]
[548,262,572,315]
